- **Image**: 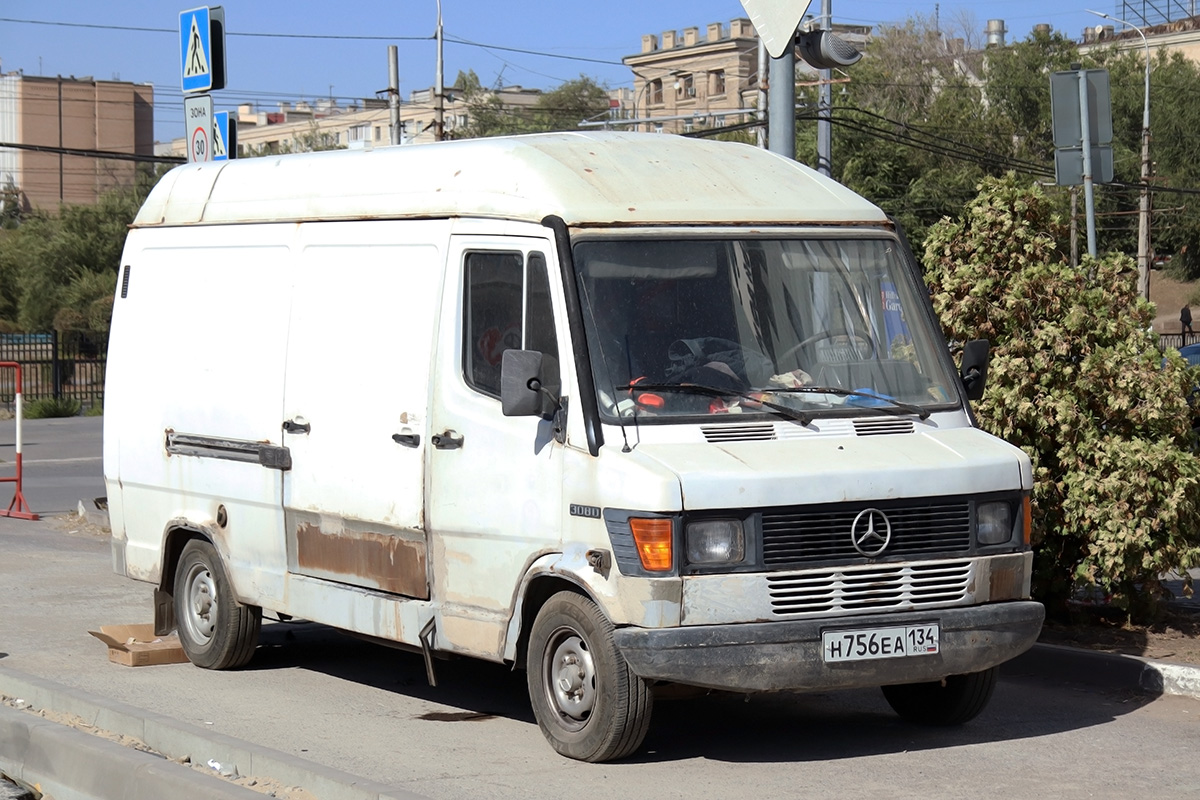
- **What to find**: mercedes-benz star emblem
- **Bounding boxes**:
[850,508,892,557]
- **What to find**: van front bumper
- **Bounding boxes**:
[613,601,1044,692]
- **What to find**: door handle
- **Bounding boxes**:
[430,430,464,450]
[392,432,421,448]
[282,419,311,435]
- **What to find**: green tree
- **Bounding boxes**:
[923,174,1200,620]
[0,169,158,331]
[451,69,526,139]
[810,16,1012,243]
[529,75,611,132]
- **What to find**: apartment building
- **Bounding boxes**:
[620,18,871,135]
[0,72,154,211]
[622,19,760,134]
[1080,14,1200,64]
[167,84,544,158]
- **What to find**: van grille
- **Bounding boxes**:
[767,560,973,616]
[761,500,971,568]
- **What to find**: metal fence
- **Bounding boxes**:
[1160,333,1200,355]
[0,331,108,412]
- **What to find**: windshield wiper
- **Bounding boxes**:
[767,385,931,420]
[627,383,814,425]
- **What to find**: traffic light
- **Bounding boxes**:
[795,30,862,70]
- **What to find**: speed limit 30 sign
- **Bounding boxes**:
[184,93,214,163]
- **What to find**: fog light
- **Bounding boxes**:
[978,502,1012,545]
[686,519,745,565]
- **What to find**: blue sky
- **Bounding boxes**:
[1,1,1128,143]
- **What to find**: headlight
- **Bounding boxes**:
[977,502,1013,545]
[686,519,745,565]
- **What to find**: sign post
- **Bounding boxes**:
[179,7,231,161]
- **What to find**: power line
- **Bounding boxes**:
[0,16,623,66]
[0,141,183,165]
[0,16,429,42]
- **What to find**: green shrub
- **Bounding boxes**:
[923,174,1200,621]
[84,402,103,417]
[24,397,82,419]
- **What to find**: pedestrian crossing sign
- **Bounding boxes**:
[213,111,236,161]
[180,6,226,93]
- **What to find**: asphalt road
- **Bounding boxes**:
[0,415,105,515]
[2,418,1199,798]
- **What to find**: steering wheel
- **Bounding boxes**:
[777,329,877,371]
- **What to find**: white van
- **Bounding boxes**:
[104,132,1043,762]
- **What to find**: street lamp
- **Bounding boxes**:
[1087,9,1151,299]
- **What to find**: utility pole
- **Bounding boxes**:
[1087,10,1151,295]
[747,0,859,160]
[757,40,768,149]
[1078,64,1098,258]
[816,0,832,177]
[434,0,445,142]
[767,46,795,158]
[388,45,401,145]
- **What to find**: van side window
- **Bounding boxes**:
[525,253,560,387]
[463,251,558,398]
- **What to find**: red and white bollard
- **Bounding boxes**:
[1,361,38,520]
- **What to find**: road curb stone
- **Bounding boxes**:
[0,666,429,800]
[1009,642,1200,698]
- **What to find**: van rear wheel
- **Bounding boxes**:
[881,666,997,726]
[173,539,261,669]
[526,591,652,762]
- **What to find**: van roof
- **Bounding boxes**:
[134,131,887,228]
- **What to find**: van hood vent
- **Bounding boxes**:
[701,417,916,442]
[853,418,915,436]
[701,424,776,442]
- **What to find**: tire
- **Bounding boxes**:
[173,539,261,670]
[526,591,653,762]
[881,666,998,726]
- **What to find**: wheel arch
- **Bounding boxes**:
[153,519,220,635]
[507,572,594,668]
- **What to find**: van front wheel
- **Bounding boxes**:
[526,592,652,762]
[881,666,997,726]
[173,539,261,670]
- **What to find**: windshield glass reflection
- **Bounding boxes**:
[574,237,958,421]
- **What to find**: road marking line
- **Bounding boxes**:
[0,456,101,465]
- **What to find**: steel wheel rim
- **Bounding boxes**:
[180,561,217,646]
[542,627,597,731]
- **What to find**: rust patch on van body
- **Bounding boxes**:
[296,523,429,600]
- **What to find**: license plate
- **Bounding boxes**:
[822,623,940,663]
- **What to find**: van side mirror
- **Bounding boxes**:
[960,339,990,401]
[501,350,560,417]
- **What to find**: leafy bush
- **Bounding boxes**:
[84,402,103,417]
[23,397,82,419]
[923,174,1200,620]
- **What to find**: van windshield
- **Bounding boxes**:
[574,237,960,422]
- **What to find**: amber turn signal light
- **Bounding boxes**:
[629,518,673,571]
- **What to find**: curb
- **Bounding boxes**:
[0,667,429,800]
[1008,642,1200,698]
[0,704,263,800]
